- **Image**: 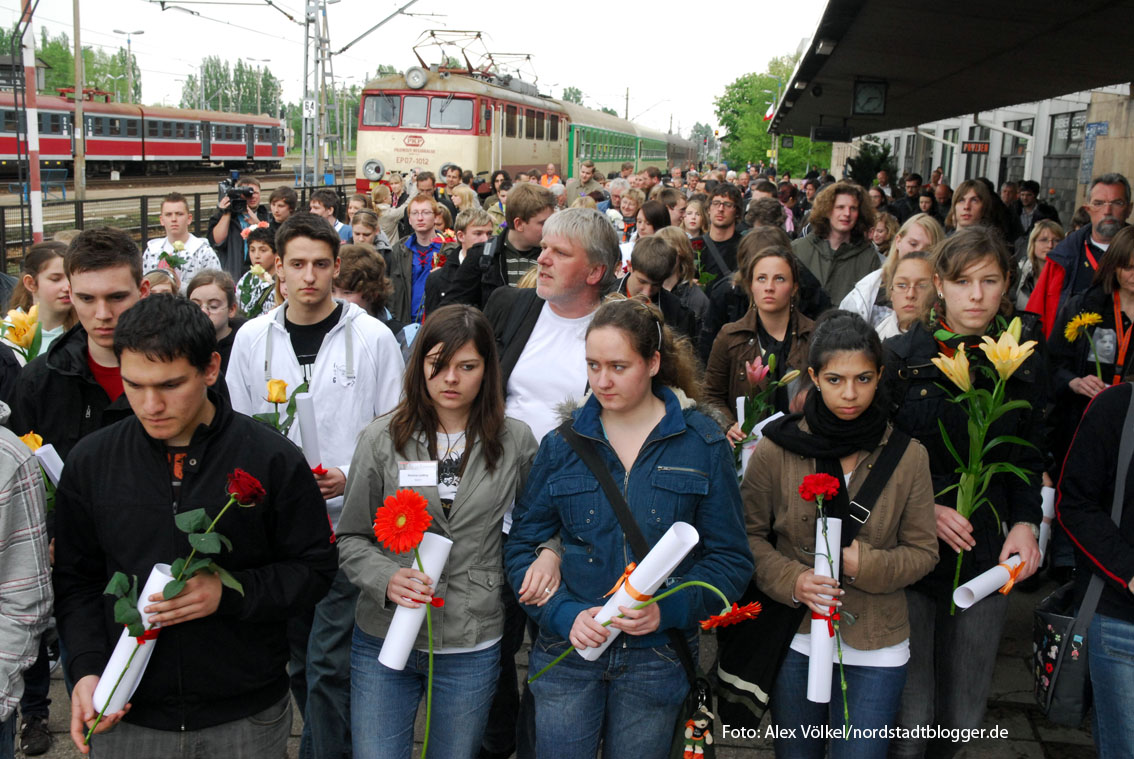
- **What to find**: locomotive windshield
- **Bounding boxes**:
[362,94,400,126]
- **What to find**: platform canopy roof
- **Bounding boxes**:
[769,0,1134,138]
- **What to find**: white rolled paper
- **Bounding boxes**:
[952,553,1024,610]
[578,521,700,661]
[807,516,842,704]
[378,533,454,671]
[34,444,64,486]
[1038,486,1056,559]
[294,393,322,468]
[92,563,173,714]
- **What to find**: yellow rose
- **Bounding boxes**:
[19,431,42,451]
[978,332,1038,382]
[266,379,288,404]
[173,240,186,252]
[249,264,266,278]
[931,348,972,392]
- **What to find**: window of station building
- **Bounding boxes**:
[362,93,400,127]
[1003,118,1033,157]
[965,124,991,178]
[549,114,559,141]
[505,105,517,137]
[525,109,536,139]
[428,97,472,130]
[1049,111,1086,156]
[402,96,427,128]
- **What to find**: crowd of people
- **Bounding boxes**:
[0,154,1130,759]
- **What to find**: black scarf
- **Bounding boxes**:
[762,386,888,460]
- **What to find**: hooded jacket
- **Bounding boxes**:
[791,232,880,305]
[503,387,753,648]
[225,301,404,527]
[53,391,337,731]
[1026,224,1123,337]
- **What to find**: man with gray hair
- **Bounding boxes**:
[479,207,619,759]
[601,177,630,217]
[1027,172,1132,337]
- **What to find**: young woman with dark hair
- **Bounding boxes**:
[504,295,753,759]
[882,226,1046,758]
[746,310,937,758]
[337,304,545,759]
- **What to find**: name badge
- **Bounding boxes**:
[398,461,438,487]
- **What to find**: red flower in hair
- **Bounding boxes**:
[798,473,840,504]
[227,469,266,506]
[373,489,433,554]
[700,601,762,630]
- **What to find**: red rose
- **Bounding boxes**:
[227,469,266,506]
[798,473,840,503]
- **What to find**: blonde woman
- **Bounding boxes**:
[1012,219,1065,311]
[839,213,945,325]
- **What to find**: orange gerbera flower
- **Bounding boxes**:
[699,601,763,630]
[373,489,433,554]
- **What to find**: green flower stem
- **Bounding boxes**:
[414,547,434,759]
[527,580,732,684]
[817,503,850,736]
[1085,333,1103,381]
[85,494,238,745]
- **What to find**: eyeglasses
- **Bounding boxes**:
[892,282,932,294]
[1090,199,1128,210]
[709,200,736,210]
[409,210,435,218]
[194,300,228,313]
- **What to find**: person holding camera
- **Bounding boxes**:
[207,176,270,280]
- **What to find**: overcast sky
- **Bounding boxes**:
[13,0,827,136]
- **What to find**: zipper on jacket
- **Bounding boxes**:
[655,465,707,477]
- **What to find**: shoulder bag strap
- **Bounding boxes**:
[701,236,733,278]
[1072,385,1134,633]
[840,429,912,546]
[557,420,700,687]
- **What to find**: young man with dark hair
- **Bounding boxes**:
[207,176,269,280]
[615,236,698,345]
[444,164,463,190]
[11,227,150,458]
[791,180,878,304]
[55,295,337,758]
[267,186,298,234]
[699,182,744,282]
[226,212,403,759]
[144,193,221,295]
[441,182,556,309]
[564,159,602,201]
[308,189,351,243]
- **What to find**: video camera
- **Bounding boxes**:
[218,171,255,214]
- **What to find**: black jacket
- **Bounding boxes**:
[442,233,539,311]
[53,390,337,731]
[484,286,545,387]
[422,243,464,316]
[207,203,270,280]
[883,318,1047,599]
[614,276,699,349]
[9,324,135,460]
[1011,199,1061,238]
[1057,382,1134,624]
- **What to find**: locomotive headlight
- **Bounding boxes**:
[363,159,385,181]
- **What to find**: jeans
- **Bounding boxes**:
[90,694,291,759]
[299,568,358,759]
[287,608,315,717]
[888,588,1007,759]
[527,630,692,759]
[771,648,907,759]
[18,636,51,719]
[0,711,14,759]
[351,626,500,759]
[1088,613,1134,758]
[481,533,536,759]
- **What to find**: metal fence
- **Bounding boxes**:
[0,183,356,272]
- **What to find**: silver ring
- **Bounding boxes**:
[544,588,552,594]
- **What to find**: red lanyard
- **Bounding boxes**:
[1113,291,1132,385]
[1085,241,1099,271]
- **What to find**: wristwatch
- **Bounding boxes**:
[1012,521,1041,541]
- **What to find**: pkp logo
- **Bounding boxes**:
[403,135,425,147]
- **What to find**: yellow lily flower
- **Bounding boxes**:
[932,348,972,392]
[978,332,1038,381]
[4,307,37,349]
[1064,312,1102,343]
[19,431,42,451]
[266,379,288,404]
[1005,316,1022,343]
[780,369,802,385]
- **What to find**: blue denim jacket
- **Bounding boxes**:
[504,387,754,648]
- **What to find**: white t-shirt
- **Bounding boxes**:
[505,302,593,444]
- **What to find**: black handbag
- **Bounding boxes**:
[714,430,911,728]
[556,421,717,759]
[1032,386,1134,725]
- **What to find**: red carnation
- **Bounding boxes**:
[700,601,762,630]
[799,473,840,504]
[227,469,266,506]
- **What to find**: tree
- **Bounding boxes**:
[846,140,897,188]
[600,106,618,116]
[562,86,582,105]
[690,122,716,155]
[713,54,832,176]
